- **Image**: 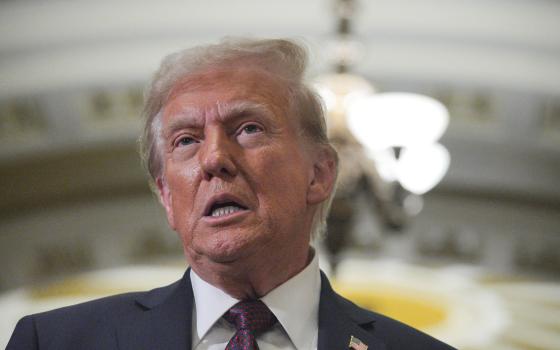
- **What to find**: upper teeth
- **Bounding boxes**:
[211,205,243,217]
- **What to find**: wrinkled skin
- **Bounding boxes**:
[157,67,336,299]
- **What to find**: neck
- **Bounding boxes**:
[190,247,313,300]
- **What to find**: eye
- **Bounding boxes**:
[176,136,197,147]
[241,123,263,134]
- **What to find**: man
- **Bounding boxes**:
[8,38,455,350]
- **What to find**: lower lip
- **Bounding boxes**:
[201,209,250,226]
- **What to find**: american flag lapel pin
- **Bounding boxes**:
[349,335,368,350]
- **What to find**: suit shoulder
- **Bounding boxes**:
[334,293,456,350]
[30,277,182,323]
[33,291,144,321]
[371,311,456,349]
[28,290,147,342]
[8,277,186,349]
[8,291,144,350]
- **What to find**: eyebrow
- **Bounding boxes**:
[162,100,274,138]
[162,107,204,138]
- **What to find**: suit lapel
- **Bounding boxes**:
[116,269,194,350]
[318,272,387,350]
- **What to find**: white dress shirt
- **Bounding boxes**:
[190,252,321,350]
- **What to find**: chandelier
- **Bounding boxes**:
[315,0,451,270]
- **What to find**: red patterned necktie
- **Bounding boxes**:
[224,300,278,350]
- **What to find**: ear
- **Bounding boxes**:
[156,176,176,230]
[307,146,338,205]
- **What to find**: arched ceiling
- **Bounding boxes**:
[0,0,559,214]
[1,0,559,96]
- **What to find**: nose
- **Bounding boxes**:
[198,128,238,181]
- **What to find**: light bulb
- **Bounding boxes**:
[396,143,450,195]
[346,92,449,150]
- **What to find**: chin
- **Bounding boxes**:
[194,235,255,264]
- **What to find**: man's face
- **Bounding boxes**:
[157,68,331,271]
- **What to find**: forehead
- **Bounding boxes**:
[165,68,290,114]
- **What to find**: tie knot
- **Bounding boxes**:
[224,300,277,335]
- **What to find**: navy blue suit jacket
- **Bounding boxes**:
[7,270,456,349]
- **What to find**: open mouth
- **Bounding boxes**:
[204,196,249,218]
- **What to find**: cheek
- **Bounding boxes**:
[178,161,201,183]
[166,163,200,218]
[253,149,310,210]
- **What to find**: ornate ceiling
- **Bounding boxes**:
[1,0,559,211]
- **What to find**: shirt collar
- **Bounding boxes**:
[190,250,321,350]
[261,250,320,350]
[190,269,239,342]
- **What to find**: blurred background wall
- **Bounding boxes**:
[1,0,559,349]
